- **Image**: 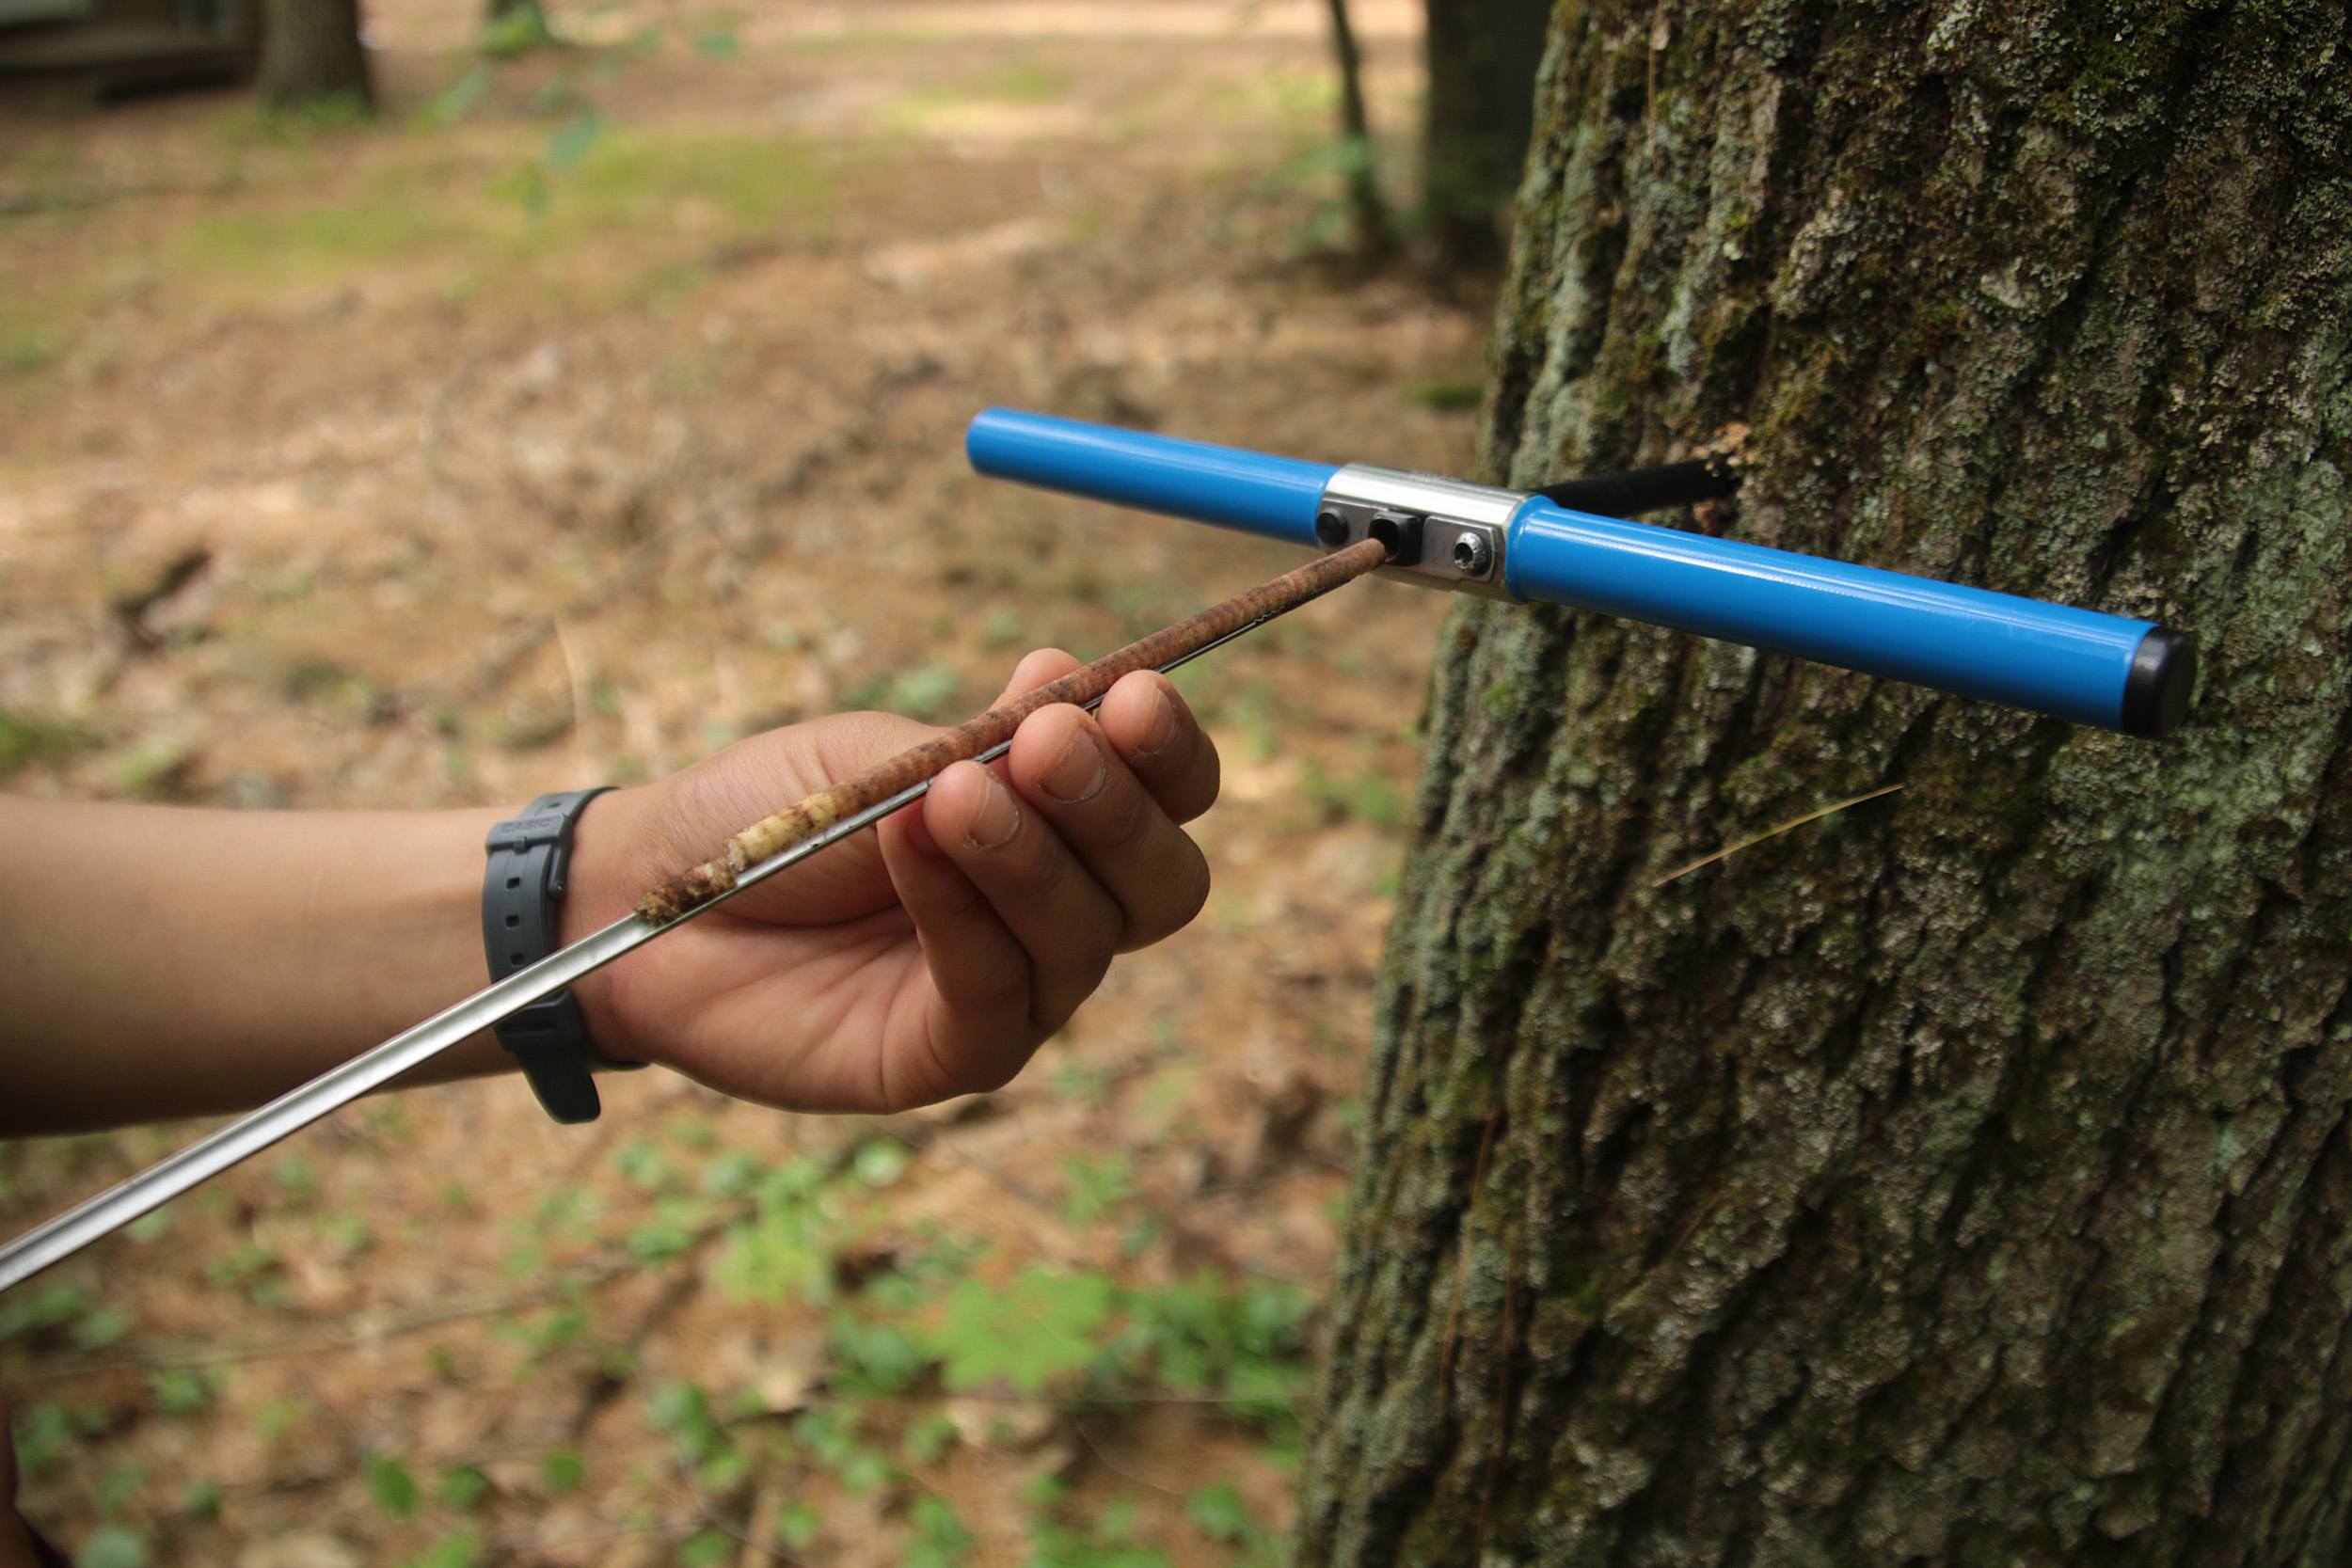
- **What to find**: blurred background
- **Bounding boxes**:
[0,3,1539,1562]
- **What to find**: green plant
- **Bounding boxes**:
[272,1155,318,1201]
[0,1281,86,1341]
[831,1312,926,1396]
[902,1411,959,1465]
[501,1303,592,1360]
[922,1266,1115,1395]
[649,1383,747,1488]
[363,1453,421,1522]
[252,1395,311,1444]
[1025,1509,1171,1568]
[481,0,558,57]
[626,1194,716,1262]
[540,1450,586,1495]
[0,708,86,775]
[401,1536,482,1568]
[148,1367,215,1416]
[700,1148,763,1197]
[906,1494,977,1568]
[439,1465,491,1512]
[202,1241,280,1297]
[1184,1481,1279,1560]
[10,1403,74,1478]
[0,1280,135,1351]
[1058,1154,1136,1225]
[854,1138,914,1188]
[1104,1275,1313,1430]
[612,1138,678,1193]
[886,665,961,721]
[96,1459,145,1513]
[787,1407,895,1493]
[419,65,493,127]
[77,1527,150,1568]
[777,1500,822,1548]
[712,1157,837,1306]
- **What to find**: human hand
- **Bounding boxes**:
[558,652,1218,1112]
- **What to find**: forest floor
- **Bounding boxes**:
[0,3,1490,1564]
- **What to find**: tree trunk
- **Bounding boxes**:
[256,0,370,113]
[1298,0,2352,1563]
[1422,0,1554,270]
[1326,0,1392,261]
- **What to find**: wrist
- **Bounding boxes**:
[555,783,662,945]
[548,782,670,1065]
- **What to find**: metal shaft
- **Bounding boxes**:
[0,618,1270,1294]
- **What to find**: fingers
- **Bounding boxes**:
[872,781,1051,1101]
[998,699,1211,951]
[989,654,1219,825]
[867,656,1221,1101]
[1095,670,1218,824]
[956,657,1218,956]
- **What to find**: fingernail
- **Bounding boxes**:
[1136,681,1180,757]
[963,768,1021,849]
[1041,724,1107,804]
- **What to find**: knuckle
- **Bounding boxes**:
[1076,775,1155,853]
[1119,847,1210,951]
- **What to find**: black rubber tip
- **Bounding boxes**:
[2121,626,2197,737]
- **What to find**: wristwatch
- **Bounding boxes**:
[481,787,642,1123]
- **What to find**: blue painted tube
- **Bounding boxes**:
[965,408,1336,549]
[1506,499,2152,731]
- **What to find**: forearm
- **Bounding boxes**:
[0,797,518,1133]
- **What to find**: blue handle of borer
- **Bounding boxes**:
[1504,499,2153,732]
[965,407,1334,547]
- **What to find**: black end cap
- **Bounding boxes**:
[2121,626,2197,737]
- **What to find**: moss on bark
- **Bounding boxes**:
[1297,1,2352,1563]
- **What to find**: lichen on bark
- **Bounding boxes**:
[1296,2,2352,1564]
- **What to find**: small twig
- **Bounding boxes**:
[639,538,1392,923]
[1651,783,1905,888]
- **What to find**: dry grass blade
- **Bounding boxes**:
[1653,784,1906,888]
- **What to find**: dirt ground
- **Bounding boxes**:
[0,4,1492,1563]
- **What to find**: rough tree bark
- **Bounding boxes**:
[256,0,371,113]
[1423,0,1555,269]
[1298,1,2351,1564]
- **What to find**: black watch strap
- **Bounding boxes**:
[483,787,638,1124]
